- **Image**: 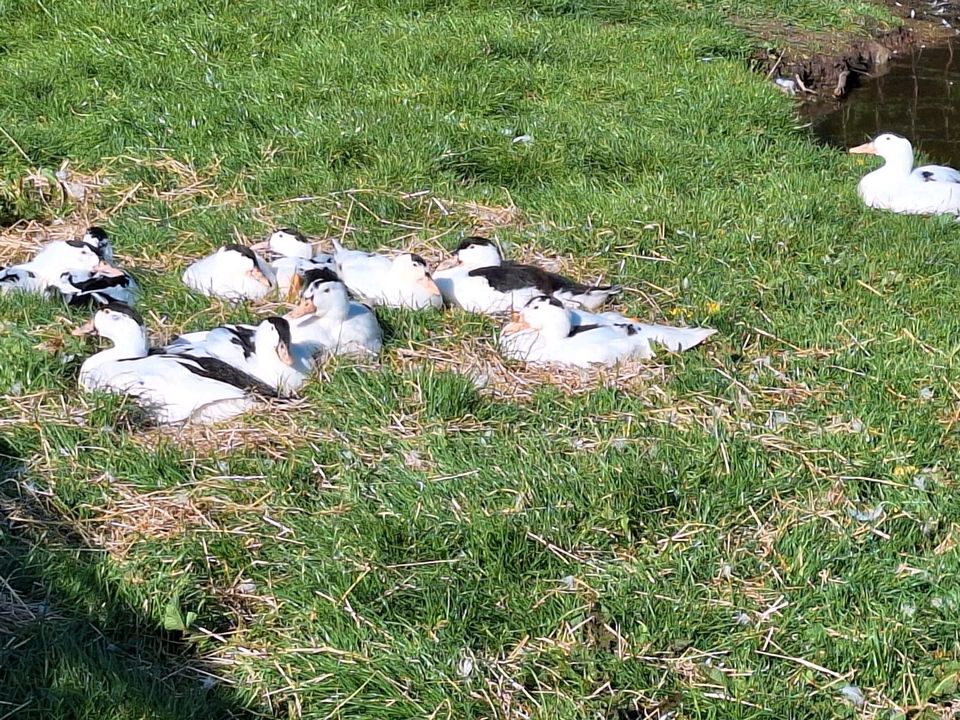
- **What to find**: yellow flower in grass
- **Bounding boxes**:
[704,300,721,315]
[893,465,918,478]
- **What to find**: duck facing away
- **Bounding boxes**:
[164,316,308,396]
[75,303,273,424]
[331,239,442,310]
[434,236,620,315]
[499,296,715,367]
[182,244,276,300]
[285,267,382,358]
[849,133,960,215]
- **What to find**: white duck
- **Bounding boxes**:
[1,242,109,293]
[849,133,960,215]
[75,303,272,424]
[251,228,335,298]
[182,244,276,300]
[164,316,308,396]
[331,239,442,309]
[434,236,620,314]
[499,295,716,367]
[285,267,382,358]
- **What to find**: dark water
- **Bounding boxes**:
[809,42,960,167]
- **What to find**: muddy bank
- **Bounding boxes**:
[748,1,958,97]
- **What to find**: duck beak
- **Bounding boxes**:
[435,256,461,271]
[417,275,441,297]
[93,261,123,276]
[849,141,877,155]
[287,272,303,303]
[250,240,270,251]
[502,318,529,334]
[248,267,273,287]
[71,319,97,336]
[277,342,294,366]
[286,297,315,319]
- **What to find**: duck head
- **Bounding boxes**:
[221,244,274,287]
[72,301,149,353]
[59,243,114,274]
[81,226,112,263]
[288,267,348,320]
[506,295,572,339]
[392,253,441,297]
[256,317,295,366]
[437,236,503,271]
[849,133,915,174]
[255,228,313,259]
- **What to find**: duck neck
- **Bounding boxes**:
[877,148,914,179]
[81,327,149,380]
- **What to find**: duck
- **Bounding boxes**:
[499,295,716,367]
[51,266,137,307]
[251,228,335,298]
[849,133,960,215]
[285,267,382,357]
[2,241,108,293]
[163,316,308,396]
[74,302,273,424]
[182,244,276,300]
[434,236,621,314]
[331,239,442,309]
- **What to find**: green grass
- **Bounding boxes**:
[3,0,960,718]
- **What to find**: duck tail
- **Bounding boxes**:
[642,325,717,352]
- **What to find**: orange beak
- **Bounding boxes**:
[71,318,97,336]
[849,141,877,155]
[286,297,315,319]
[502,318,530,334]
[417,275,441,296]
[287,272,303,303]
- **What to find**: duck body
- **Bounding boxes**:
[53,268,137,307]
[499,296,715,367]
[331,239,442,310]
[182,244,276,300]
[164,317,307,395]
[11,242,107,291]
[285,268,382,357]
[850,133,960,215]
[0,267,41,294]
[435,237,620,314]
[77,303,268,424]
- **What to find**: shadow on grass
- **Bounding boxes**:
[0,440,261,720]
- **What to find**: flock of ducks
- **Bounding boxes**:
[0,129,949,425]
[0,227,717,424]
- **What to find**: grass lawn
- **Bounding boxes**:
[2,0,959,718]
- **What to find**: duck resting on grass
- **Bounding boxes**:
[331,238,443,310]
[0,241,108,294]
[499,295,716,367]
[181,244,276,300]
[285,267,382,358]
[433,236,621,314]
[75,302,275,424]
[163,316,308,396]
[251,228,335,298]
[849,133,960,215]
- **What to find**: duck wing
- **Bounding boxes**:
[914,164,960,184]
